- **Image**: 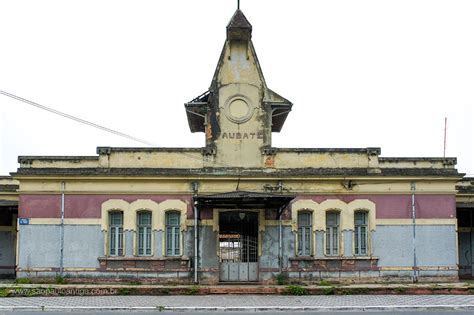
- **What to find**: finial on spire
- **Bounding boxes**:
[237,0,240,10]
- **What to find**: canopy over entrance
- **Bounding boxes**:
[194,191,295,218]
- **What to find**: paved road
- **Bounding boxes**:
[0,313,473,315]
[1,295,474,312]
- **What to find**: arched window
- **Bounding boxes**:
[354,211,368,256]
[297,212,312,256]
[137,211,152,256]
[166,211,181,256]
[326,211,340,256]
[109,211,123,256]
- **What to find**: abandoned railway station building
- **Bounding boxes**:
[1,9,474,283]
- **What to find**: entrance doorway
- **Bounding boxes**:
[218,211,258,282]
[0,203,17,279]
[458,208,474,279]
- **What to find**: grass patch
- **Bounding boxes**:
[275,273,288,285]
[318,279,332,286]
[394,287,407,294]
[156,305,165,312]
[117,288,134,295]
[186,285,200,295]
[55,276,67,285]
[128,281,142,286]
[337,287,369,295]
[285,285,308,296]
[322,287,335,295]
[15,278,32,284]
[0,288,10,297]
[159,288,171,295]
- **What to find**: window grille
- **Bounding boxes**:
[354,211,368,255]
[137,211,152,256]
[297,212,312,256]
[109,212,123,256]
[166,211,180,256]
[326,211,340,256]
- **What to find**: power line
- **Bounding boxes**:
[0,89,234,168]
[0,89,156,146]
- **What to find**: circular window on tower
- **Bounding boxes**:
[223,95,254,124]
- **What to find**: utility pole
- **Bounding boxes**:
[443,117,447,157]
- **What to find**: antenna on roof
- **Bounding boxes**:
[443,117,447,158]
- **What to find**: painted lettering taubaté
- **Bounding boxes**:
[220,132,263,140]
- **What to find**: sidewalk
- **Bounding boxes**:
[1,281,474,297]
[1,295,474,312]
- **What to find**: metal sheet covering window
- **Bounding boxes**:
[137,211,152,256]
[166,211,181,256]
[109,211,124,256]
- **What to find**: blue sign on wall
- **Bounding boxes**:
[19,218,29,225]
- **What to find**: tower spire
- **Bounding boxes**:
[227,8,252,41]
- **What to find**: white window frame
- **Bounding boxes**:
[109,211,124,256]
[354,211,368,256]
[297,211,312,256]
[165,211,181,256]
[137,211,152,256]
[325,211,340,256]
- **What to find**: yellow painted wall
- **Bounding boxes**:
[108,151,204,168]
[16,177,458,195]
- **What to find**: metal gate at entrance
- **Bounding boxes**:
[219,211,258,282]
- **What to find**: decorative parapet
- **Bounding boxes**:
[379,157,458,169]
[17,156,99,169]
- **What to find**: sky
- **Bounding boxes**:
[1,0,473,175]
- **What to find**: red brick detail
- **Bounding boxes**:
[341,259,355,270]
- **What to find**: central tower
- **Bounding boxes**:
[185,9,292,168]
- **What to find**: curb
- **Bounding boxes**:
[1,285,473,297]
[1,305,474,312]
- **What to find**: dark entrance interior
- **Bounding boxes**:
[219,211,258,282]
[194,191,295,283]
[458,208,474,279]
[0,202,18,279]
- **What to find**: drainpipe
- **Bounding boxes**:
[59,181,65,277]
[277,181,284,273]
[192,182,199,284]
[411,182,418,283]
[277,203,286,274]
[279,210,283,273]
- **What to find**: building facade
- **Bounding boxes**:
[2,9,471,283]
[0,177,18,278]
[457,177,474,278]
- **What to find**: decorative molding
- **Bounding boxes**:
[291,198,377,257]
